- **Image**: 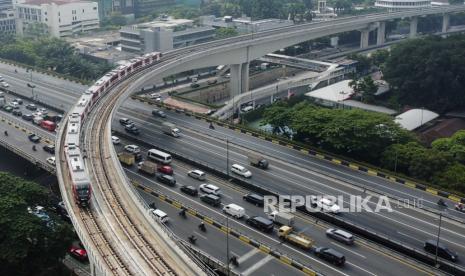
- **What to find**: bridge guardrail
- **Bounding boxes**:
[115,130,465,276]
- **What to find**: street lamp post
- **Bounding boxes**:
[226,139,230,177]
[226,216,230,276]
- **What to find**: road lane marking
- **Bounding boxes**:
[241,255,274,276]
[347,261,378,276]
[330,242,366,259]
[396,232,424,243]
[193,231,208,240]
[237,248,260,263]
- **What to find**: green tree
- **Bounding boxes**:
[432,130,465,163]
[370,49,389,67]
[261,101,294,136]
[349,76,377,103]
[433,163,465,193]
[0,172,73,275]
[348,53,371,75]
[215,27,239,39]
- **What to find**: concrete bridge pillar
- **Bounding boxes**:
[241,62,249,93]
[230,63,242,98]
[360,29,370,49]
[410,16,418,38]
[442,14,450,33]
[377,21,386,45]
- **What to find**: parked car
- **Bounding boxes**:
[155,173,176,186]
[157,165,173,175]
[314,247,345,266]
[111,136,120,144]
[3,105,13,112]
[28,133,41,143]
[187,169,206,181]
[326,228,355,245]
[12,110,22,116]
[26,104,37,111]
[1,81,9,87]
[14,98,23,104]
[38,108,47,115]
[124,144,140,154]
[199,183,220,196]
[22,113,34,121]
[69,246,88,262]
[180,185,198,196]
[46,156,56,166]
[43,144,55,154]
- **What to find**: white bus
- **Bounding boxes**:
[147,149,172,164]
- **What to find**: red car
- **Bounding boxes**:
[157,165,173,175]
[69,246,88,262]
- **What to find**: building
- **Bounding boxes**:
[0,9,15,34]
[199,15,293,34]
[375,0,431,11]
[120,18,215,53]
[395,108,439,130]
[134,0,174,18]
[0,0,12,10]
[15,0,99,38]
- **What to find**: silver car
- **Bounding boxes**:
[187,169,206,181]
[326,228,354,245]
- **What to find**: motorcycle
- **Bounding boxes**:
[455,203,465,213]
[4,130,7,136]
[32,145,37,151]
[188,235,197,244]
[209,123,215,130]
[437,199,447,207]
[179,209,186,218]
[230,256,239,266]
[198,223,206,232]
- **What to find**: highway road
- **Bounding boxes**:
[112,101,465,269]
[114,137,436,276]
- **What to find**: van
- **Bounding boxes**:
[424,240,458,262]
[223,203,245,219]
[151,209,169,223]
[147,149,172,164]
[40,120,56,131]
[199,183,220,196]
[231,164,252,178]
[315,247,345,266]
[243,193,264,206]
[200,194,221,207]
[246,216,274,233]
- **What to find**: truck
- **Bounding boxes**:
[247,153,269,169]
[40,120,56,131]
[268,211,295,226]
[278,226,314,250]
[118,152,135,166]
[137,161,157,176]
[162,122,180,138]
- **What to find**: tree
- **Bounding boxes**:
[349,76,377,103]
[0,172,73,275]
[215,27,239,39]
[370,49,389,67]
[261,101,294,136]
[432,130,465,163]
[433,163,465,193]
[348,53,371,75]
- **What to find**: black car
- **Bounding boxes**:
[315,247,345,266]
[243,193,264,207]
[424,240,458,262]
[180,185,198,196]
[28,133,41,143]
[26,103,37,111]
[22,113,34,121]
[14,98,23,105]
[200,194,221,207]
[43,144,55,154]
[12,110,22,116]
[119,118,133,126]
[125,124,140,135]
[152,109,166,118]
[245,216,274,233]
[155,173,176,186]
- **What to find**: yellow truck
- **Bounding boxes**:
[278,226,314,250]
[118,152,135,166]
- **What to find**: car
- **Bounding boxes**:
[155,173,176,186]
[152,109,166,118]
[326,228,354,245]
[134,152,143,161]
[424,240,458,262]
[315,247,345,266]
[38,108,47,114]
[69,246,88,262]
[190,83,200,88]
[199,183,220,196]
[22,113,34,121]
[241,106,254,113]
[14,98,23,104]
[46,156,56,166]
[200,194,221,207]
[157,165,173,175]
[180,185,198,196]
[187,169,206,181]
[119,118,133,126]
[243,193,264,206]
[124,144,140,154]
[311,196,341,214]
[111,136,120,144]
[26,104,37,111]
[3,105,13,112]
[1,81,9,87]
[10,102,19,109]
[125,124,140,135]
[149,92,161,99]
[43,144,55,154]
[28,133,41,143]
[207,79,217,85]
[151,208,169,223]
[12,110,22,116]
[231,164,252,178]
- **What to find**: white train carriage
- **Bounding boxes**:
[65,145,91,207]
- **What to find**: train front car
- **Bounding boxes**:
[66,145,92,207]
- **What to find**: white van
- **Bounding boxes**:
[152,209,169,223]
[147,149,172,164]
[231,164,252,178]
[223,203,245,219]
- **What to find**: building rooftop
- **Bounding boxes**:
[343,100,396,115]
[421,118,465,144]
[134,18,193,30]
[22,0,91,5]
[395,108,439,131]
[306,80,354,102]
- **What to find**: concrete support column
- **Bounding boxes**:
[360,29,369,49]
[241,62,249,93]
[377,21,386,45]
[410,16,418,38]
[230,63,242,98]
[442,14,450,33]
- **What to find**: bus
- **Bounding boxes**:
[147,149,172,164]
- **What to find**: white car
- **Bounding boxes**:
[111,136,120,144]
[1,81,9,87]
[38,108,48,114]
[150,93,161,99]
[199,183,221,196]
[46,157,56,166]
[187,169,206,181]
[124,144,140,153]
[231,164,252,178]
[311,196,341,214]
[151,208,169,223]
